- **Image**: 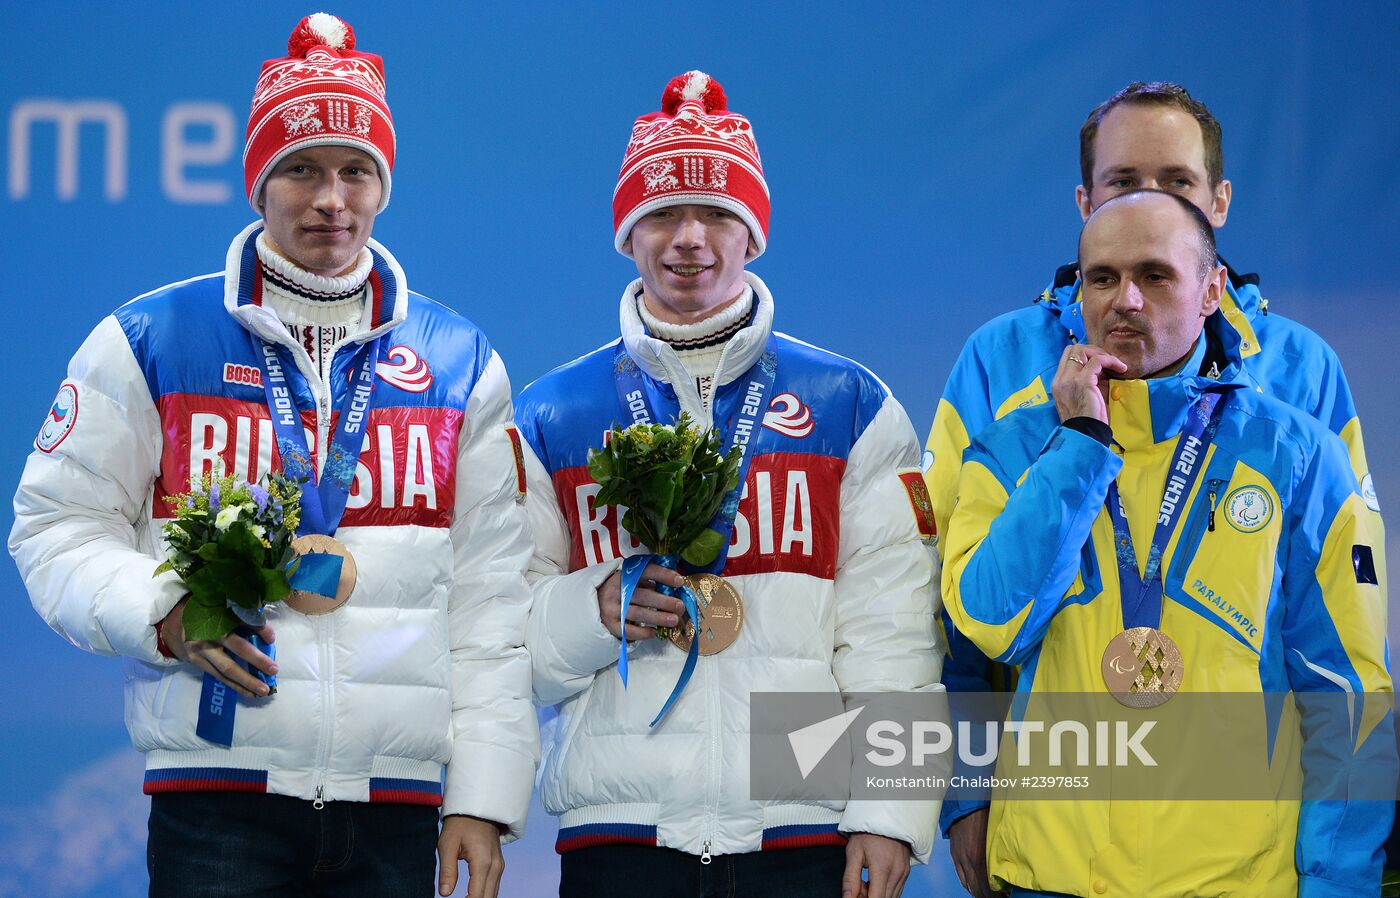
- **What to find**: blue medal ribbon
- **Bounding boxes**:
[1103,391,1225,630]
[196,334,381,747]
[609,339,778,724]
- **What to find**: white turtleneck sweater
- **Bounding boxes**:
[637,286,754,410]
[255,233,371,384]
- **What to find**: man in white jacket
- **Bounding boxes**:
[515,71,943,898]
[10,14,536,898]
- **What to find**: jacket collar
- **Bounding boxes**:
[619,271,775,426]
[222,220,407,348]
[1107,319,1247,450]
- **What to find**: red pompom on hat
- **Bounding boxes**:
[613,71,770,258]
[243,13,396,214]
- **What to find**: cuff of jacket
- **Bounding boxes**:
[840,799,935,865]
[536,559,625,675]
[110,566,191,665]
[938,799,989,838]
[1061,416,1112,446]
[1297,874,1377,898]
[442,742,536,842]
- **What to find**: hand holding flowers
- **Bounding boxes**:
[154,472,302,695]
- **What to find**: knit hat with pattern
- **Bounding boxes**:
[613,71,769,258]
[244,13,396,213]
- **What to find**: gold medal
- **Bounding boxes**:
[670,573,744,656]
[1101,626,1184,708]
[285,534,357,615]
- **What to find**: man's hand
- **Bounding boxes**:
[1051,344,1126,425]
[157,596,276,699]
[597,564,686,640]
[843,832,910,898]
[437,815,504,898]
[948,808,996,898]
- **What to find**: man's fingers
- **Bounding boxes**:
[842,851,865,898]
[624,597,680,629]
[643,564,686,588]
[221,632,279,676]
[622,623,659,641]
[867,860,888,898]
[464,848,502,898]
[436,836,458,897]
[196,646,269,698]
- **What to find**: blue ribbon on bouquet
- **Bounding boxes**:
[609,338,777,725]
[617,553,701,727]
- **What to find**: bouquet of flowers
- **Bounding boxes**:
[154,472,302,642]
[589,412,742,568]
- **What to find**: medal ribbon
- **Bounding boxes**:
[196,335,381,747]
[1104,391,1225,630]
[610,339,777,725]
[617,553,702,727]
[611,338,778,572]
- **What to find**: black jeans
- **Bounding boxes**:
[560,843,847,898]
[147,792,438,898]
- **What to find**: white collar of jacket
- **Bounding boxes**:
[222,220,408,347]
[618,271,775,426]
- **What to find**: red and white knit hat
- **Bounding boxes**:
[613,71,769,258]
[244,13,396,213]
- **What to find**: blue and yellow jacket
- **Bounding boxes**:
[926,263,1385,833]
[942,314,1392,897]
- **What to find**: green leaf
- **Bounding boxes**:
[182,596,241,642]
[681,528,725,567]
[153,560,174,577]
[217,520,263,563]
[259,566,294,604]
[196,543,221,562]
[186,559,263,610]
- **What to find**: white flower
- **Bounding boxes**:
[251,524,266,540]
[214,506,242,532]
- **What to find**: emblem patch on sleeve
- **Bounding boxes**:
[897,469,937,540]
[36,383,79,453]
[504,425,527,499]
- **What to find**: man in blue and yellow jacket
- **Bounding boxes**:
[943,189,1392,897]
[928,84,1386,891]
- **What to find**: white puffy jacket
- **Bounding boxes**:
[10,223,538,835]
[516,273,943,862]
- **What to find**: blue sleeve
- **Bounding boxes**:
[1280,435,1395,896]
[943,425,1121,666]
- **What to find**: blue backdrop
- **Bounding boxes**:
[3,2,1396,895]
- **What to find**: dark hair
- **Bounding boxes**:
[1079,82,1224,191]
[1080,189,1218,278]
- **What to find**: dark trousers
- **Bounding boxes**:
[147,792,438,898]
[560,843,847,898]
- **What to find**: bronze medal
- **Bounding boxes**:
[1102,626,1184,708]
[670,573,744,656]
[285,534,357,615]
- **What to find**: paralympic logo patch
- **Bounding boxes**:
[36,383,79,453]
[1224,485,1273,533]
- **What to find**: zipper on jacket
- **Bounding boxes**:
[313,613,336,811]
[1206,479,1223,532]
[704,648,721,862]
